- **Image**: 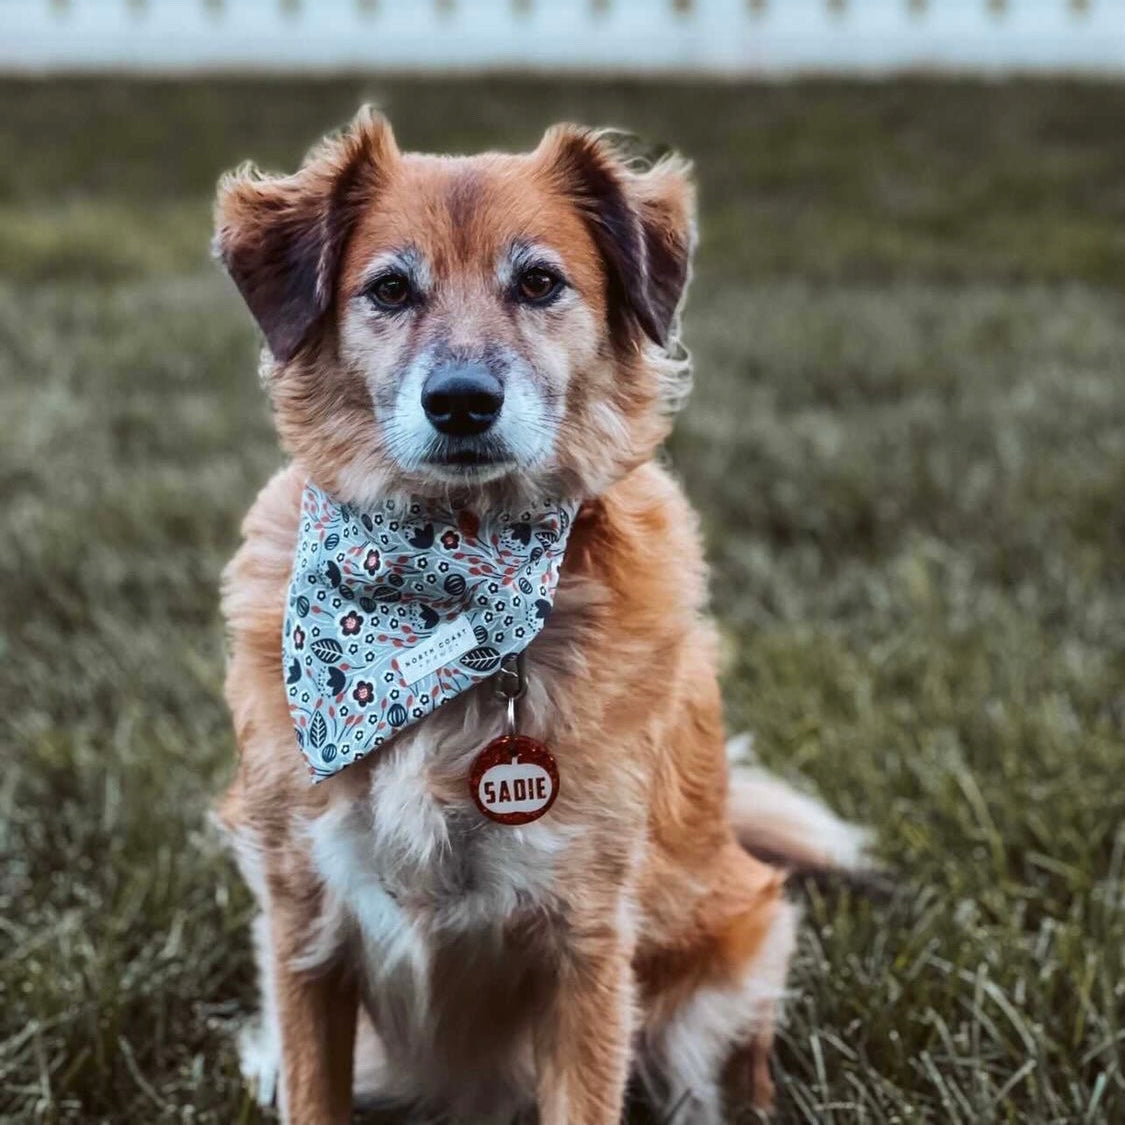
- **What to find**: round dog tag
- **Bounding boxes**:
[469,735,559,825]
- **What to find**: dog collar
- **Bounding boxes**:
[282,481,577,782]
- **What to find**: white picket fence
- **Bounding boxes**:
[2,0,1121,75]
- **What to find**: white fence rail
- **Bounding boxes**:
[2,0,1121,75]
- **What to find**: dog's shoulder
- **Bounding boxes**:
[217,462,342,838]
[568,460,710,633]
[220,461,305,636]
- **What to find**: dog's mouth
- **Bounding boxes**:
[428,448,508,468]
[420,440,518,481]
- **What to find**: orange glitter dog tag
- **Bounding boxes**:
[469,735,559,825]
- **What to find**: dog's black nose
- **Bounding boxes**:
[421,363,504,437]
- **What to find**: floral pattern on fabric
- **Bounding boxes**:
[282,482,578,782]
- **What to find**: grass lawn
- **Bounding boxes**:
[0,77,1122,1125]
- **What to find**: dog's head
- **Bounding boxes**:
[214,109,695,505]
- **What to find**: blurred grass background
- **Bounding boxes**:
[0,77,1122,1125]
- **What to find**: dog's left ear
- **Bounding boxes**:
[537,125,696,347]
[213,107,398,363]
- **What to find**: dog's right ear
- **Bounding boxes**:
[213,107,397,364]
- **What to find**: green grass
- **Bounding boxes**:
[0,77,1122,1125]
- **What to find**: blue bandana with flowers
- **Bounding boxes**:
[282,482,578,782]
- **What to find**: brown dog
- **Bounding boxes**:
[212,109,866,1125]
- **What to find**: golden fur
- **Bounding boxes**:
[213,109,862,1125]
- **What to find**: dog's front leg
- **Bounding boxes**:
[269,904,358,1125]
[535,915,636,1125]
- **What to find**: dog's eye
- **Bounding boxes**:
[366,273,412,310]
[516,267,562,305]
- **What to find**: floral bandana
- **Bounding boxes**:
[283,482,578,782]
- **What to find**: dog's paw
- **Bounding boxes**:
[237,1018,279,1108]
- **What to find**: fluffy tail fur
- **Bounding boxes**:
[726,734,872,876]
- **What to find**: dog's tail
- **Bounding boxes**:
[726,734,873,877]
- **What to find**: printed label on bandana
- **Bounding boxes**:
[394,616,477,685]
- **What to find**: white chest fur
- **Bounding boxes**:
[314,682,570,898]
[302,686,573,978]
